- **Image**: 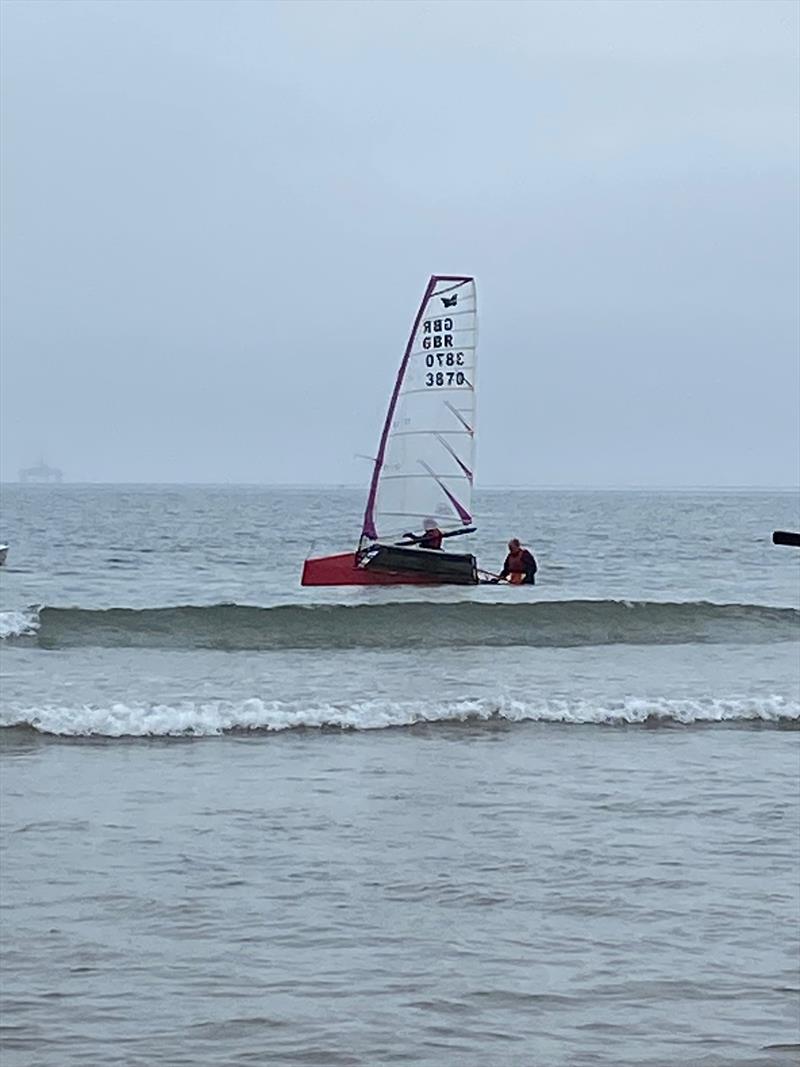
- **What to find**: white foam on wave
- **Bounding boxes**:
[0,695,796,737]
[0,609,40,640]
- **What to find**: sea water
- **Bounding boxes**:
[1,486,798,1065]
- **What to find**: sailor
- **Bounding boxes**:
[497,538,537,584]
[403,518,444,550]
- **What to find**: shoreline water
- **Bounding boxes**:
[1,487,798,1064]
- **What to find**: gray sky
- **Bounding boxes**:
[1,0,798,486]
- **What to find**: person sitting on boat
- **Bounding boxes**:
[402,518,444,550]
[498,538,537,584]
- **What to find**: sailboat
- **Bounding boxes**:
[302,275,480,586]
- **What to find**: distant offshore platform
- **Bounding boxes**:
[19,460,63,484]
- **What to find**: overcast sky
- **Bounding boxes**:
[1,0,797,486]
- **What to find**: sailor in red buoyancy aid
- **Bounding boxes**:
[498,538,537,584]
[403,517,444,550]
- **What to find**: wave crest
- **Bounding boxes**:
[0,609,40,640]
[2,600,798,651]
[1,696,796,737]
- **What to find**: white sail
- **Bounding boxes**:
[362,276,477,542]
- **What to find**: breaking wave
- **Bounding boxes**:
[0,695,796,737]
[0,609,40,640]
[1,600,797,651]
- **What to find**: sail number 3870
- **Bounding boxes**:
[426,370,467,387]
[425,351,464,368]
[424,351,467,386]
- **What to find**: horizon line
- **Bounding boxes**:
[1,480,798,492]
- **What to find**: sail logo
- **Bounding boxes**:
[441,294,457,308]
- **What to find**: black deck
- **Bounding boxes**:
[361,544,478,584]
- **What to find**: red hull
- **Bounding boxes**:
[301,552,446,586]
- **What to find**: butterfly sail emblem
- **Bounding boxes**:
[441,293,458,308]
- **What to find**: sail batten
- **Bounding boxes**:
[361,275,477,542]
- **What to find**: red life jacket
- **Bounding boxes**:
[506,548,527,573]
[420,528,443,550]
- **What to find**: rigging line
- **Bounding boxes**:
[379,473,470,481]
[444,401,474,435]
[435,433,473,484]
[419,308,475,320]
[431,279,473,295]
[389,430,470,438]
[402,384,474,398]
[412,344,477,352]
[418,460,472,525]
